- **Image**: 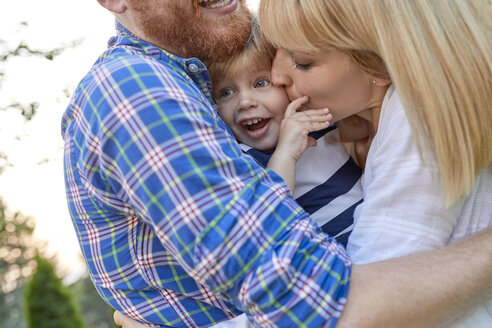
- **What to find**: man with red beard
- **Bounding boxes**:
[62,0,492,327]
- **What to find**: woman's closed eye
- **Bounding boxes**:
[293,61,312,71]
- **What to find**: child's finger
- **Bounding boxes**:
[306,119,331,132]
[284,119,330,137]
[297,107,330,117]
[284,96,309,117]
[292,110,332,124]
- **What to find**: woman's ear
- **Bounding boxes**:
[97,0,127,14]
[371,77,392,87]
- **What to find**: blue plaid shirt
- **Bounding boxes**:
[62,23,351,327]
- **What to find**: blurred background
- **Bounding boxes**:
[0,0,259,327]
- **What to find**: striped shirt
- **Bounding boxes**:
[62,23,351,327]
[241,127,363,247]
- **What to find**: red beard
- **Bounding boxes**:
[130,0,252,63]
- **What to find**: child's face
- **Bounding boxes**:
[215,68,290,152]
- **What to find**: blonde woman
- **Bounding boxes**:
[259,0,492,326]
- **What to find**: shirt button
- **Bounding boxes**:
[188,63,199,73]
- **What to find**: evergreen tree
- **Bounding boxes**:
[24,256,86,328]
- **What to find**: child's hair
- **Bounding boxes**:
[207,15,276,95]
[260,0,492,204]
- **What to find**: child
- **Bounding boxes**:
[207,17,363,246]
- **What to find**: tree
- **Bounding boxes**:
[24,256,86,328]
[0,197,38,327]
[0,197,36,292]
[0,22,70,117]
[0,21,76,173]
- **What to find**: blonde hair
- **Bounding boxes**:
[206,15,275,95]
[260,0,492,204]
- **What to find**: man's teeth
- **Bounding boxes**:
[242,118,263,126]
[199,0,232,9]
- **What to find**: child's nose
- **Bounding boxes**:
[238,93,258,111]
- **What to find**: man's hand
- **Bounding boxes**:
[114,311,150,328]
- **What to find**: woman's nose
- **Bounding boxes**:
[271,49,292,88]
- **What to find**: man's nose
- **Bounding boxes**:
[271,49,292,88]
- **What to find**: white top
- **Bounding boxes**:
[346,85,492,326]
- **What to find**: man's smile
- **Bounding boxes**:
[199,0,237,14]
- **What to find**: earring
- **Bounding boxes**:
[372,80,377,84]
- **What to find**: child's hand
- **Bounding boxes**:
[276,96,332,161]
[267,96,331,193]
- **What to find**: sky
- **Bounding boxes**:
[0,0,260,280]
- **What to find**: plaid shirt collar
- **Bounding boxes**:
[107,21,215,104]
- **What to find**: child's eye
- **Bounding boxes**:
[255,79,270,88]
[293,62,312,71]
[218,88,235,98]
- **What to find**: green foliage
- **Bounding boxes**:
[0,197,39,327]
[0,24,64,123]
[24,256,87,328]
[0,152,8,175]
[0,41,64,62]
[0,22,79,173]
[0,197,36,293]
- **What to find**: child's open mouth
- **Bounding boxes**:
[241,118,272,138]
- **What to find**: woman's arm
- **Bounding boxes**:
[338,228,492,327]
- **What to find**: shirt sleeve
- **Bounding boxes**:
[346,88,463,264]
[75,55,351,327]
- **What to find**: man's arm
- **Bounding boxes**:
[338,228,492,327]
[85,57,350,326]
[114,229,492,328]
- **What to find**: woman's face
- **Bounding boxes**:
[271,48,379,122]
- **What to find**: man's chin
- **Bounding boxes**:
[191,4,252,62]
[135,0,251,61]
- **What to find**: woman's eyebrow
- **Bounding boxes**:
[286,49,314,58]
